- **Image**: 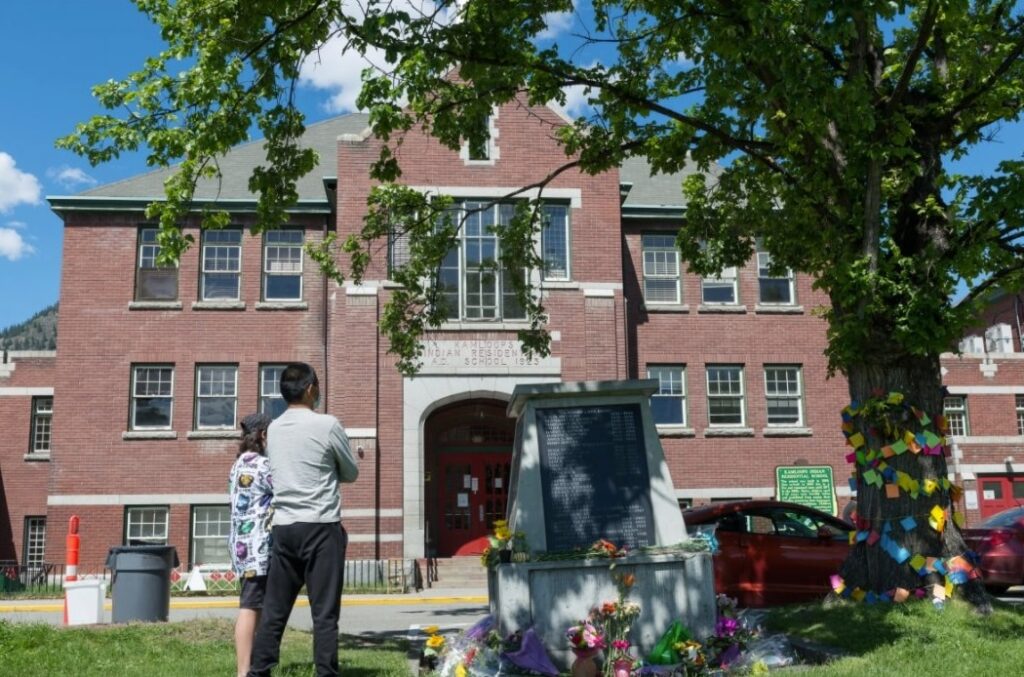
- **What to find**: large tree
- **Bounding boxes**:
[62,1,1024,607]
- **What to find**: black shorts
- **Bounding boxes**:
[239,575,268,610]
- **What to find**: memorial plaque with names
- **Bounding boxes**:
[536,403,655,551]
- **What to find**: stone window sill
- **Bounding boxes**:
[255,301,308,311]
[123,430,177,440]
[192,301,246,311]
[763,427,813,437]
[23,453,51,462]
[129,301,182,310]
[697,304,747,314]
[755,304,804,315]
[541,280,579,290]
[647,304,690,314]
[435,321,532,331]
[188,429,242,439]
[656,425,696,438]
[704,427,755,437]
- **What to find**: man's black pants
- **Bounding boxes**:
[248,522,348,677]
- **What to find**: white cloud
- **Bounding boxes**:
[556,84,593,118]
[299,0,454,113]
[5,220,27,230]
[0,227,35,261]
[0,152,41,213]
[538,10,574,40]
[47,165,98,189]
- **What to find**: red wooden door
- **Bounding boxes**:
[436,453,511,556]
[979,476,1024,519]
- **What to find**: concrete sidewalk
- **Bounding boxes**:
[0,587,487,614]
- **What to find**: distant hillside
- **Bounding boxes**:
[0,303,58,351]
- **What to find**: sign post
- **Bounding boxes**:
[775,465,837,516]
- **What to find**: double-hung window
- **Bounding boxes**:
[541,205,570,280]
[764,366,803,426]
[29,396,53,454]
[707,365,745,426]
[135,228,178,301]
[437,202,528,321]
[195,365,238,430]
[1017,396,1024,436]
[201,230,242,301]
[23,517,46,571]
[259,365,288,419]
[642,234,681,304]
[263,231,303,301]
[702,267,738,304]
[648,365,686,425]
[131,365,174,430]
[943,396,968,436]
[757,252,795,305]
[125,507,169,545]
[191,506,231,566]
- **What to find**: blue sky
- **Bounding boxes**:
[0,1,1020,329]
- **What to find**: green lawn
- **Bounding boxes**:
[765,599,1024,676]
[0,618,411,676]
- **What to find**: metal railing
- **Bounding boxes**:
[0,558,410,598]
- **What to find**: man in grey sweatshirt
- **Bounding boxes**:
[248,363,359,677]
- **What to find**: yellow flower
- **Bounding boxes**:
[455,664,467,677]
[426,635,445,649]
[423,625,440,635]
[495,526,511,541]
[493,519,508,528]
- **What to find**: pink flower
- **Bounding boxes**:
[612,639,631,651]
[715,616,740,637]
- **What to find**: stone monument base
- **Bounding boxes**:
[488,552,715,670]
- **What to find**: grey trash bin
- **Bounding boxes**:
[105,545,179,623]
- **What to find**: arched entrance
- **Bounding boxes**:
[424,399,514,557]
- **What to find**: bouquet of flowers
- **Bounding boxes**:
[596,571,641,675]
[566,619,606,651]
[703,594,758,669]
[480,520,513,568]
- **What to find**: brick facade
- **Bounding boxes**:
[2,99,1013,570]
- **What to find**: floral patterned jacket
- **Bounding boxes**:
[228,452,274,577]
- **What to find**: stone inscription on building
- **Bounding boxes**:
[418,340,561,375]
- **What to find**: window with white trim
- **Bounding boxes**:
[263,230,303,301]
[125,506,169,545]
[642,234,681,304]
[200,229,242,301]
[1017,395,1024,436]
[131,365,174,430]
[260,365,288,419]
[191,505,231,566]
[648,365,686,425]
[707,365,745,426]
[764,366,803,426]
[23,516,46,570]
[944,396,968,436]
[541,205,570,280]
[437,202,526,321]
[985,323,1014,353]
[701,267,738,304]
[195,365,238,430]
[135,228,178,301]
[757,252,795,304]
[29,396,53,454]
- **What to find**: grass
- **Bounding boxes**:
[764,598,1024,676]
[0,618,411,676]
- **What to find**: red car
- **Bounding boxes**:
[683,500,852,607]
[963,506,1024,593]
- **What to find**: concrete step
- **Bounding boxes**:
[431,557,488,589]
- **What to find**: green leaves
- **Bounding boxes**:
[60,0,1024,376]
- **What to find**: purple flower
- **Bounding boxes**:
[715,616,739,637]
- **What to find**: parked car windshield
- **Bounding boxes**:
[980,507,1024,528]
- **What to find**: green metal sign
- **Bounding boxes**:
[775,465,837,516]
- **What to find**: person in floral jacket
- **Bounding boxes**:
[229,412,274,677]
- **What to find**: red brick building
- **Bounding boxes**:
[1,98,1009,571]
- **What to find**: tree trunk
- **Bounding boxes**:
[839,356,991,612]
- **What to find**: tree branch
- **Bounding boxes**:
[949,31,1024,117]
[887,0,939,112]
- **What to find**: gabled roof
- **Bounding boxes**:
[49,111,710,217]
